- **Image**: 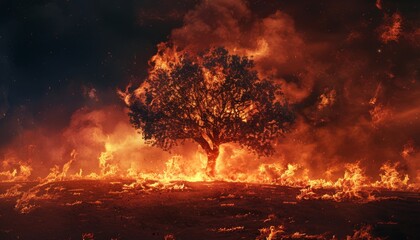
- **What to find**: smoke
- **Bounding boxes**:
[0,104,210,180]
[0,0,418,182]
[172,0,312,102]
[168,0,420,180]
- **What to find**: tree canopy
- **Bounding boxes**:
[122,44,295,176]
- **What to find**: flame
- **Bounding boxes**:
[347,225,382,240]
[297,162,374,202]
[379,13,402,43]
[149,42,182,75]
[329,162,374,202]
[317,89,336,110]
[0,158,32,182]
[118,42,183,106]
[373,162,410,190]
[256,224,344,240]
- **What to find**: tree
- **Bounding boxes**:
[122,43,295,177]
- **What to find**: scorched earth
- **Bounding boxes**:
[0,179,418,240]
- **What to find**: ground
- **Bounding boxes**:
[0,180,419,240]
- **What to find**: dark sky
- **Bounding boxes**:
[0,0,419,173]
[0,0,199,145]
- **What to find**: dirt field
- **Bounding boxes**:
[0,180,418,240]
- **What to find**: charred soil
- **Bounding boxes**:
[0,181,418,240]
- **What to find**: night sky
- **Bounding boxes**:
[0,0,197,146]
[0,0,419,178]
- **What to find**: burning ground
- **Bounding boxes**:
[0,0,419,239]
[0,180,419,239]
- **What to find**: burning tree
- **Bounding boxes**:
[122,43,294,177]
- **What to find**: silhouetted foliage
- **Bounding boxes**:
[126,46,295,176]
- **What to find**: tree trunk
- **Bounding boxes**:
[205,147,219,178]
